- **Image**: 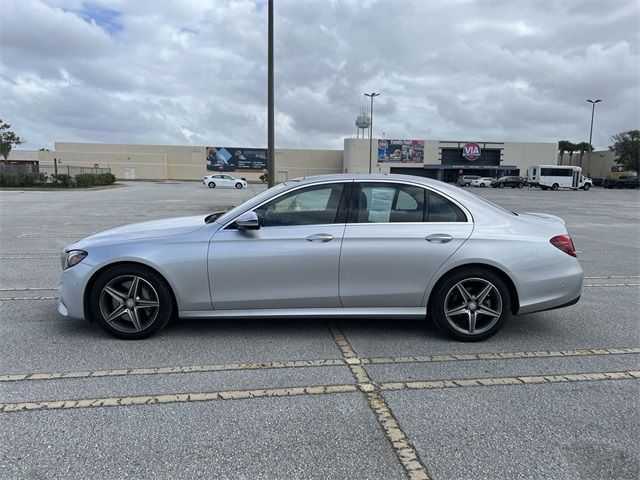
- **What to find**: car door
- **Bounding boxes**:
[208,181,351,310]
[339,181,473,308]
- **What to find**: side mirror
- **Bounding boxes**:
[235,211,260,230]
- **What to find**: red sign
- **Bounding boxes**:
[462,142,481,161]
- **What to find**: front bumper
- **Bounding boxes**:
[57,261,94,321]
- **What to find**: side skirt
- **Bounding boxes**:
[179,307,426,320]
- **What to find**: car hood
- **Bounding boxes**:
[68,215,207,250]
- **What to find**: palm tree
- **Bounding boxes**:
[566,142,577,166]
[558,140,572,165]
[576,142,593,169]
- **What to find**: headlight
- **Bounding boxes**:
[62,250,88,270]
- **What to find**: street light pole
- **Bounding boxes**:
[267,0,275,187]
[586,99,601,177]
[364,92,380,174]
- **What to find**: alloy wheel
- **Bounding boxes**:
[99,275,160,333]
[444,278,503,335]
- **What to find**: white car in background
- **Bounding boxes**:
[470,177,495,188]
[203,174,247,189]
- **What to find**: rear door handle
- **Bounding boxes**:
[425,233,453,243]
[306,233,334,243]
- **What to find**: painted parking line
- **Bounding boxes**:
[1,370,637,414]
[378,370,640,391]
[1,347,638,383]
[0,296,57,301]
[328,322,431,480]
[0,255,59,259]
[0,383,358,413]
[584,275,640,279]
[0,287,57,292]
[583,283,639,287]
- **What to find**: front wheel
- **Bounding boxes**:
[430,269,510,341]
[518,183,524,188]
[89,264,174,339]
[583,184,591,191]
[235,182,243,189]
[208,182,216,189]
[464,182,470,187]
[479,183,485,188]
[498,183,504,189]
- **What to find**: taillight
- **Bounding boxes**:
[550,235,577,257]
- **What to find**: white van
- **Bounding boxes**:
[527,165,592,191]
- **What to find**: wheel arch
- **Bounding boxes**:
[427,263,520,315]
[83,261,178,322]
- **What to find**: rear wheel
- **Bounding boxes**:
[551,183,559,191]
[464,182,470,187]
[208,182,216,188]
[498,183,504,189]
[430,269,510,341]
[518,183,524,188]
[89,264,174,339]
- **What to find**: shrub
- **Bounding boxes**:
[50,173,74,187]
[0,172,48,187]
[94,172,116,185]
[74,173,96,188]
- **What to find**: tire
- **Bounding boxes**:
[89,264,174,340]
[551,183,559,191]
[479,183,485,188]
[464,182,470,187]
[235,182,243,189]
[583,183,591,191]
[430,268,510,342]
[208,182,216,188]
[518,183,524,188]
[498,183,504,189]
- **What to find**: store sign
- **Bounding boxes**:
[378,139,425,163]
[206,147,267,171]
[462,142,481,161]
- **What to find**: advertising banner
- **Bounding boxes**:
[378,139,424,163]
[206,147,267,171]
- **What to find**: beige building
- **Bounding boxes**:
[7,139,623,182]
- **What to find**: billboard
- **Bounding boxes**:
[378,139,424,163]
[206,147,267,171]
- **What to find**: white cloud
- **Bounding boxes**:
[0,0,638,151]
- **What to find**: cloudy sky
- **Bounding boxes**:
[1,0,638,151]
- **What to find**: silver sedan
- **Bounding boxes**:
[58,174,583,341]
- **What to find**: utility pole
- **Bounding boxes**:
[586,99,601,177]
[267,0,275,187]
[364,92,380,174]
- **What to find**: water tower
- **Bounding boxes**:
[355,108,371,139]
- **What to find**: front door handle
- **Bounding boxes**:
[306,233,334,243]
[426,233,453,243]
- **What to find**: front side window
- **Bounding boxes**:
[254,183,346,227]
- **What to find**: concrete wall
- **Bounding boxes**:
[36,142,344,182]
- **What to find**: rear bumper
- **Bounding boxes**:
[513,259,583,315]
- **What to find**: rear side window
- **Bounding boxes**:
[352,183,426,223]
[427,191,467,222]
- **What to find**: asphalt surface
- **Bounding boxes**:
[1,181,638,479]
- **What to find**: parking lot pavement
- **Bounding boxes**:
[1,182,638,479]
